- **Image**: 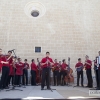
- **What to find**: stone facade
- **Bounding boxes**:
[0,0,100,73]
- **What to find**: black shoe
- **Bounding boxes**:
[32,85,37,86]
[89,86,93,88]
[0,87,3,90]
[41,88,44,90]
[96,88,100,90]
[47,87,51,90]
[64,82,66,85]
[81,84,84,87]
[5,87,9,89]
[19,85,21,87]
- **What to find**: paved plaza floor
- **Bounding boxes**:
[0,85,99,99]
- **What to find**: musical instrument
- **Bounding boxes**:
[52,65,58,72]
[0,62,2,73]
[96,56,100,68]
[84,60,87,70]
[52,63,59,72]
[84,60,91,70]
[76,66,83,72]
[52,66,56,72]
[64,57,74,83]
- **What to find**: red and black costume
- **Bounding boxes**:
[0,55,10,89]
[22,63,29,85]
[15,62,24,86]
[84,60,93,88]
[58,63,62,85]
[53,62,60,86]
[41,57,53,89]
[31,62,37,85]
[0,56,2,72]
[75,62,84,86]
[7,56,14,86]
[61,63,68,85]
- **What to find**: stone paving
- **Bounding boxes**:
[0,85,99,99]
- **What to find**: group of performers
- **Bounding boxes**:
[0,49,100,90]
[75,52,100,90]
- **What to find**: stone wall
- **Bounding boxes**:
[0,0,100,73]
